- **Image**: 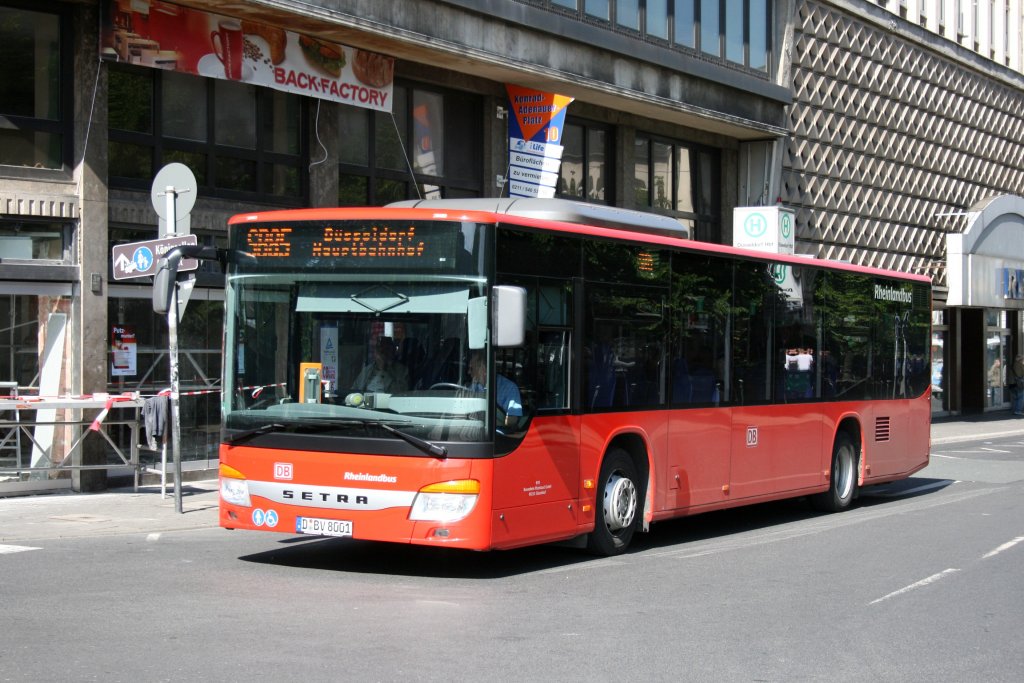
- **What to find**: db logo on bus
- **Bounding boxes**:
[746,427,759,447]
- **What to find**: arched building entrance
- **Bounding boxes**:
[943,195,1024,415]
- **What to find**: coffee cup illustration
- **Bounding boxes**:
[210,19,243,80]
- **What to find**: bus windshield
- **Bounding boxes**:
[223,219,495,446]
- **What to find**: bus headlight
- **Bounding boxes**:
[409,479,480,522]
[219,464,251,507]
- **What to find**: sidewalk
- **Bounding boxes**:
[0,480,220,544]
[2,413,1024,544]
[930,410,1024,445]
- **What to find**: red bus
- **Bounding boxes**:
[216,199,931,555]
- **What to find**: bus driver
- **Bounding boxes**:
[469,351,523,426]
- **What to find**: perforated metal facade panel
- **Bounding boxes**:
[783,0,1024,287]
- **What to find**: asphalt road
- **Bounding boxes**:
[2,434,1023,682]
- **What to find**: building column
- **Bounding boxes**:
[74,4,110,492]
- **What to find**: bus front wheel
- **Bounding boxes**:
[811,431,859,512]
[587,448,640,556]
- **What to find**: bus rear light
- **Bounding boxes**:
[409,479,479,522]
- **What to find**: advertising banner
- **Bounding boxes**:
[100,0,394,112]
[505,84,574,198]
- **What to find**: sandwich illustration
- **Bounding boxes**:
[299,34,345,77]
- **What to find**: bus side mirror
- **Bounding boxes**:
[492,285,526,347]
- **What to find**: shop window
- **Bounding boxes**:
[634,134,720,241]
[107,289,223,461]
[0,3,71,170]
[557,120,612,204]
[338,82,482,205]
[108,65,305,202]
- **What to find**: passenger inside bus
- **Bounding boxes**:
[351,336,410,393]
[469,351,523,426]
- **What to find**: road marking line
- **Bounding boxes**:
[869,568,960,605]
[978,447,1012,453]
[982,535,1024,559]
[931,453,966,458]
[0,544,42,554]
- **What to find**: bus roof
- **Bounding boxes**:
[388,198,691,240]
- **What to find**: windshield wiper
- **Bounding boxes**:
[224,423,288,445]
[303,417,448,458]
[379,422,448,458]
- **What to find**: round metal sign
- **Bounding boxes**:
[150,162,198,219]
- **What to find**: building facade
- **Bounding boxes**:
[1,0,1022,492]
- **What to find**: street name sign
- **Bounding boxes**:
[111,235,199,280]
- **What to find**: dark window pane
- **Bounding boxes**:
[375,87,407,171]
[585,280,668,410]
[214,80,256,149]
[163,71,207,141]
[730,262,775,404]
[375,178,408,205]
[109,141,152,179]
[261,90,300,154]
[634,136,650,206]
[0,8,59,119]
[0,129,61,169]
[652,141,672,210]
[587,128,607,202]
[443,91,480,182]
[108,69,152,133]
[264,163,300,197]
[338,175,368,205]
[497,229,581,279]
[216,156,257,191]
[670,252,730,405]
[559,123,584,198]
[339,106,369,166]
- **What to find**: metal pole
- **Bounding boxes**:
[164,186,184,514]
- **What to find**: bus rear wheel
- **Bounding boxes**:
[587,448,640,556]
[811,431,859,512]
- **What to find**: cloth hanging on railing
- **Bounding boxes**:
[142,394,169,449]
